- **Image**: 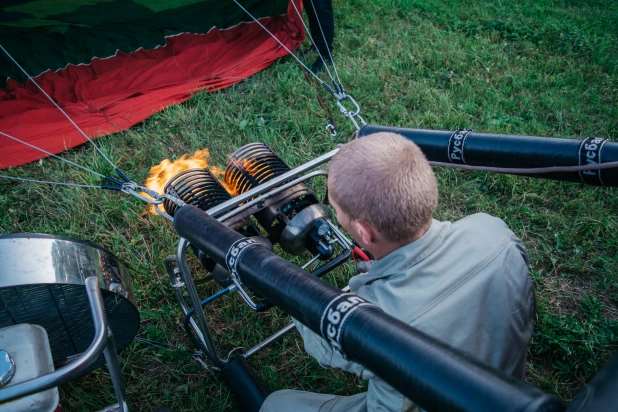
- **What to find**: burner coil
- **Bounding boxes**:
[163,168,231,216]
[224,143,333,257]
[225,143,291,196]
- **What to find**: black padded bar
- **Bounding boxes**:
[359,124,618,187]
[567,351,618,412]
[174,205,564,412]
[220,355,269,412]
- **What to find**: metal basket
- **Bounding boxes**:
[0,234,139,375]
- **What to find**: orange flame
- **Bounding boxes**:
[144,149,227,214]
[226,158,261,196]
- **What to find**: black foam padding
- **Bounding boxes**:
[567,351,618,412]
[174,206,565,412]
[221,356,269,412]
[359,124,618,187]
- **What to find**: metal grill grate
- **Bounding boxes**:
[0,285,138,370]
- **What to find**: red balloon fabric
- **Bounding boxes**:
[0,1,304,169]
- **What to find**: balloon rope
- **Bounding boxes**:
[231,0,330,87]
[0,174,103,189]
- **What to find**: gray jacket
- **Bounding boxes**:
[288,213,535,412]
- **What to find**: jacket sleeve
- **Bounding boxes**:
[292,318,376,380]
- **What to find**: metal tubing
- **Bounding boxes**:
[176,239,226,367]
[359,124,618,187]
[244,322,296,359]
[103,330,129,412]
[206,149,338,218]
[0,277,109,403]
[165,256,213,352]
[217,170,329,222]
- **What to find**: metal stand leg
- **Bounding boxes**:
[103,329,129,412]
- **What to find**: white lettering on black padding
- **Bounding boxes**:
[320,293,379,358]
[578,137,608,186]
[225,238,260,282]
[447,129,474,164]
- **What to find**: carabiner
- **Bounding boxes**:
[336,94,366,131]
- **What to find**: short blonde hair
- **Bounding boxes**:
[328,132,438,243]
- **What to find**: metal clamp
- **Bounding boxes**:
[336,94,366,131]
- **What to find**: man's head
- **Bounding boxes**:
[327,132,438,259]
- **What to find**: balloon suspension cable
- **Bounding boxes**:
[0,44,140,188]
[0,131,107,179]
[288,1,338,88]
[306,0,344,87]
[231,0,366,131]
[0,174,104,189]
[0,130,135,191]
[0,44,189,210]
[231,0,325,84]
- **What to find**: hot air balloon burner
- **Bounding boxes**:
[225,143,334,258]
[163,167,269,285]
[164,144,355,392]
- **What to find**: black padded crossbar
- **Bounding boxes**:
[174,205,564,412]
[359,124,618,187]
[567,351,618,411]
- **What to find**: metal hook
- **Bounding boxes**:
[326,123,337,137]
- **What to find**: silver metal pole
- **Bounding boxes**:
[244,323,296,359]
[217,170,329,222]
[176,239,226,367]
[103,330,129,412]
[165,257,213,357]
[206,149,338,218]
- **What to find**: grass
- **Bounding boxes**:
[1,0,617,409]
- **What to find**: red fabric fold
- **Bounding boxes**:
[0,2,304,169]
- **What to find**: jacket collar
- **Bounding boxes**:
[349,219,450,290]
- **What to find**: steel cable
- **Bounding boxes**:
[306,0,343,86]
[231,0,329,87]
[0,131,107,179]
[428,160,618,174]
[0,174,103,189]
[289,1,338,87]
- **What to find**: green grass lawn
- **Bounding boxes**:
[1,0,617,410]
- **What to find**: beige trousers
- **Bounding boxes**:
[260,390,368,412]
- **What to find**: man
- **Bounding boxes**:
[261,132,535,412]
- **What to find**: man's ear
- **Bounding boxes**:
[353,219,377,246]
